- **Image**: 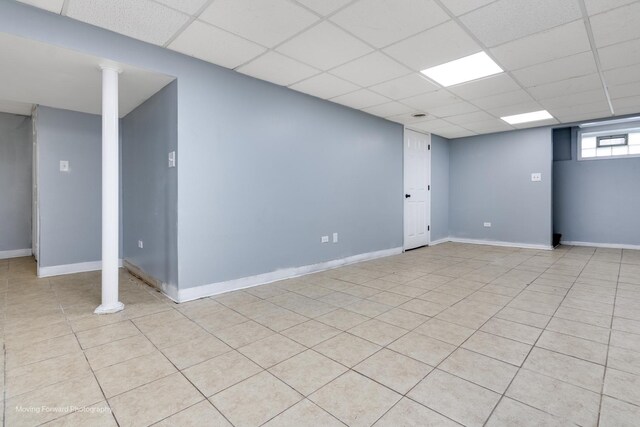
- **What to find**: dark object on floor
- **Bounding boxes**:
[553,233,562,247]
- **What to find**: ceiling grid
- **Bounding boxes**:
[12,0,640,137]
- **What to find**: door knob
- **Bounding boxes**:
[405,194,411,198]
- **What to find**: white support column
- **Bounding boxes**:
[95,65,124,315]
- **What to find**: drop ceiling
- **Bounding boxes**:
[0,32,174,117]
[15,0,640,138]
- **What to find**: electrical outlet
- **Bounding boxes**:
[333,233,338,243]
[321,236,329,243]
[138,240,144,249]
[484,222,492,228]
[531,173,542,182]
[59,160,69,172]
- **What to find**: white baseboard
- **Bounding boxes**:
[38,259,124,278]
[561,240,640,250]
[0,248,32,260]
[447,237,553,251]
[177,247,403,303]
[429,238,450,246]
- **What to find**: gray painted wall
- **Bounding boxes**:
[123,81,178,287]
[431,135,450,242]
[35,107,103,267]
[180,78,403,288]
[1,2,403,290]
[0,112,32,253]
[449,128,553,247]
[554,131,640,245]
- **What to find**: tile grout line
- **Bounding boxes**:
[60,276,121,427]
[6,248,640,425]
[126,319,238,427]
[596,251,623,424]
[366,249,557,425]
[481,247,598,426]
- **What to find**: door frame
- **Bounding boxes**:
[32,106,40,264]
[403,127,431,251]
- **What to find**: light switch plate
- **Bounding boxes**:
[60,160,69,172]
[333,233,338,243]
[531,173,542,182]
[321,236,329,243]
[168,151,176,168]
[484,222,492,228]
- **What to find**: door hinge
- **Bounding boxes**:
[428,185,430,191]
[428,144,431,150]
[428,225,430,231]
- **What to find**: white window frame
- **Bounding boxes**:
[578,126,640,161]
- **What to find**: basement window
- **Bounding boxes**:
[579,129,640,160]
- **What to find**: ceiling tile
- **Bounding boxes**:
[590,2,640,48]
[169,21,266,69]
[608,82,640,99]
[463,119,514,133]
[490,20,591,71]
[289,73,359,99]
[237,52,319,86]
[539,89,607,110]
[384,21,480,71]
[329,52,411,87]
[409,118,455,132]
[604,63,640,86]
[511,51,597,87]
[66,0,190,45]
[154,0,209,15]
[330,0,449,48]
[0,99,33,116]
[437,128,477,138]
[612,98,640,116]
[438,0,495,16]
[445,110,496,125]
[448,74,520,100]
[426,101,478,118]
[17,0,64,13]
[401,90,461,110]
[584,0,637,15]
[486,100,545,117]
[387,113,435,125]
[598,39,640,70]
[199,0,318,48]
[330,89,390,109]
[295,0,352,16]
[362,102,416,117]
[276,22,373,70]
[612,95,640,112]
[459,0,582,47]
[411,121,475,138]
[555,110,613,123]
[527,74,603,100]
[472,89,535,110]
[369,74,438,99]
[548,100,611,120]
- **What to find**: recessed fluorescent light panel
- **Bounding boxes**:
[501,110,554,125]
[420,52,503,87]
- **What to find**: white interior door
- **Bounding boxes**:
[404,129,430,250]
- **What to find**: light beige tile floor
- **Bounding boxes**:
[2,243,640,426]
